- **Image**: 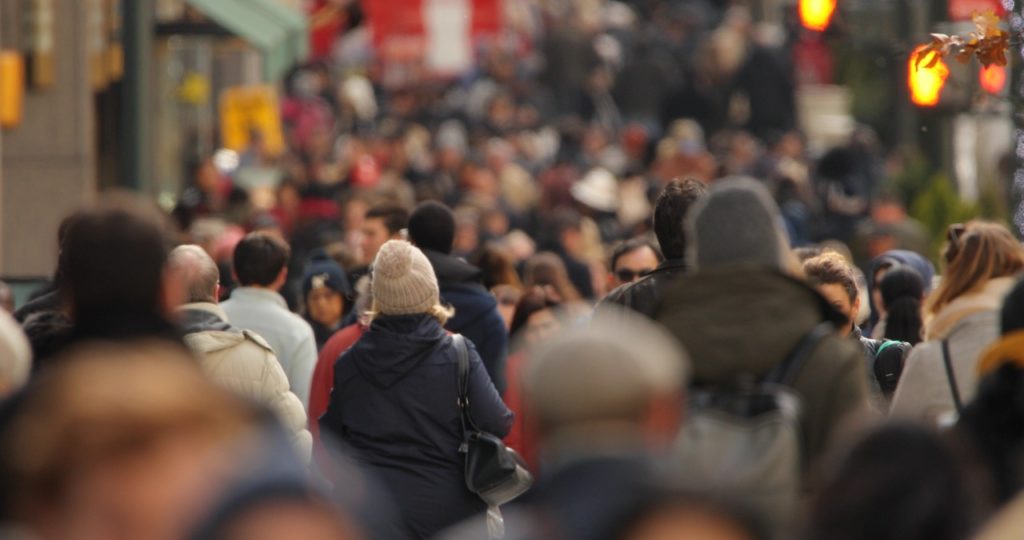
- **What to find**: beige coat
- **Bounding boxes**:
[889,277,1016,425]
[181,303,312,461]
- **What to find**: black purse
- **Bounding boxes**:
[453,334,533,509]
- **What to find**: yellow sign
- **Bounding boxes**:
[219,85,285,156]
[0,51,25,129]
[178,72,211,105]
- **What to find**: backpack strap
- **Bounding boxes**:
[765,322,835,386]
[941,339,964,413]
[875,340,901,358]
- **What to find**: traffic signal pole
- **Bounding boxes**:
[120,0,153,191]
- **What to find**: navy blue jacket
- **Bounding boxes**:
[320,314,513,539]
[422,249,509,395]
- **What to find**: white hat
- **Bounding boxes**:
[571,168,620,212]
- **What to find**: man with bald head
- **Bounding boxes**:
[168,245,312,460]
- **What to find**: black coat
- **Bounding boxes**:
[320,314,513,539]
[422,249,509,395]
[598,259,687,319]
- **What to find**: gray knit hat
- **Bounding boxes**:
[685,176,791,272]
[372,240,440,315]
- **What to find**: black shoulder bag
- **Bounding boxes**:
[453,335,533,510]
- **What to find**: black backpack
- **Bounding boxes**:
[873,340,911,397]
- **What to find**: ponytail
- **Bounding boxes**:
[880,265,926,345]
[884,296,923,345]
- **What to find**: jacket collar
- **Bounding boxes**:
[421,248,483,285]
[228,287,289,310]
[178,303,233,334]
[180,302,229,322]
[649,257,687,276]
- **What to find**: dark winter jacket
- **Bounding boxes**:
[306,317,342,351]
[598,258,687,319]
[13,289,60,324]
[655,266,870,468]
[422,248,509,395]
[319,314,513,539]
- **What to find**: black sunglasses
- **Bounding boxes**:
[615,268,654,282]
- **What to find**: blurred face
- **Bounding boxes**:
[196,161,220,194]
[623,507,757,540]
[360,218,391,265]
[42,434,233,540]
[307,288,344,327]
[525,308,562,345]
[220,501,363,540]
[817,283,859,337]
[610,246,660,289]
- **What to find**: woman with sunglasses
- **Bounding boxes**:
[890,221,1024,425]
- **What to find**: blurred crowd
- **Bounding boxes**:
[0,1,1022,540]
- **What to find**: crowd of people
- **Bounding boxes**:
[0,1,1020,539]
[0,175,1022,539]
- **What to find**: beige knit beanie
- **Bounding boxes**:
[372,240,440,316]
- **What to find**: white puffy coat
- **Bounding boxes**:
[180,303,312,461]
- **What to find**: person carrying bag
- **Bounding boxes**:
[454,334,533,539]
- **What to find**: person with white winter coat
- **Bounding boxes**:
[170,245,312,460]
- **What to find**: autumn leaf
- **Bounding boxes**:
[913,9,1009,70]
[973,9,1004,38]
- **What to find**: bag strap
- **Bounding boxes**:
[765,322,835,386]
[941,339,964,413]
[453,335,478,452]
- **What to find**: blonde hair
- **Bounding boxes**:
[366,300,455,325]
[927,221,1024,316]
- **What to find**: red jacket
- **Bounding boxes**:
[309,322,366,440]
[503,350,539,472]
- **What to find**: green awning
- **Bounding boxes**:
[185,0,309,81]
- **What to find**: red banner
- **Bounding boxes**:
[364,0,501,49]
[948,0,1005,21]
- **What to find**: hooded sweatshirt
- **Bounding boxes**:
[320,314,512,539]
[655,266,870,468]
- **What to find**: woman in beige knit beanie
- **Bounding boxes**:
[321,239,513,538]
[369,239,452,322]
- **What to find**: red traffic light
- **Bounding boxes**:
[979,64,1006,94]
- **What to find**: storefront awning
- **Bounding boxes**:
[184,0,309,80]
